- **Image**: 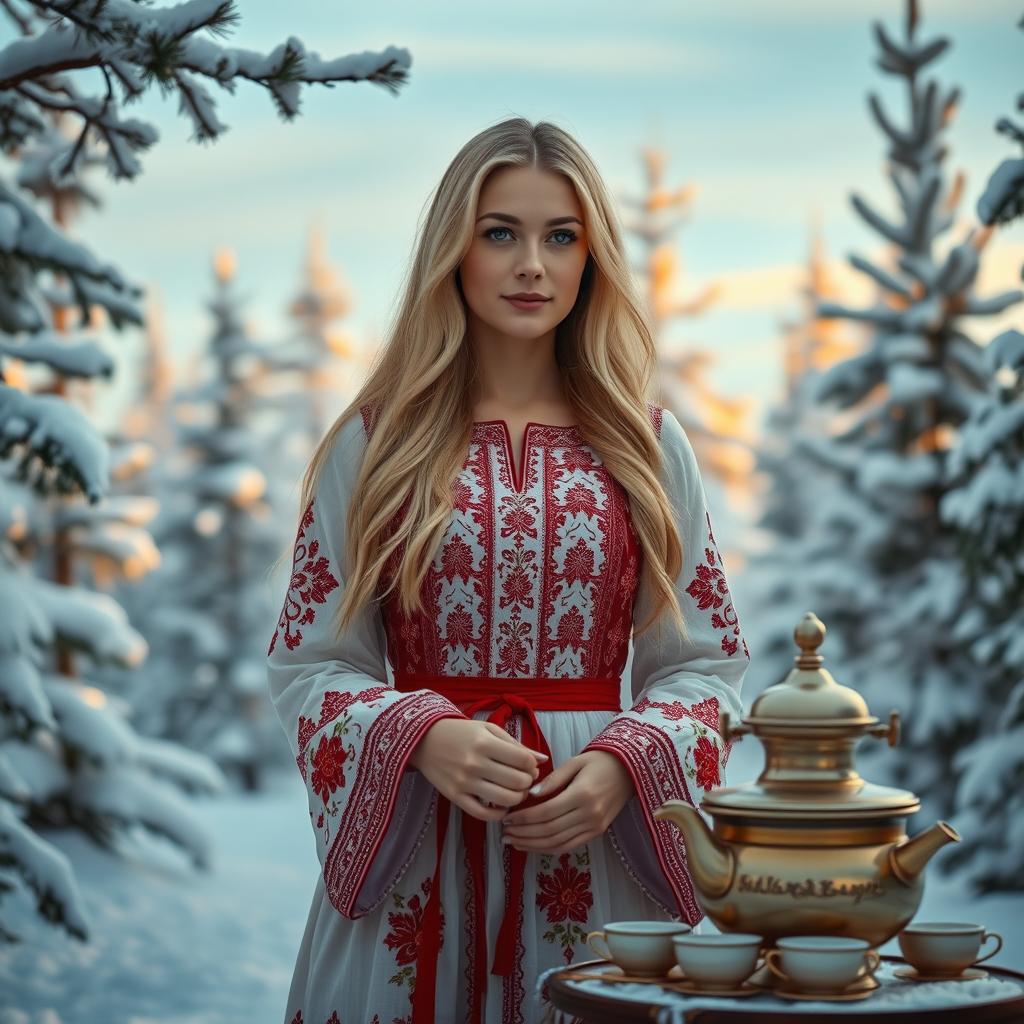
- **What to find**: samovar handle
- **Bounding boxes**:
[719,710,750,744]
[868,710,900,747]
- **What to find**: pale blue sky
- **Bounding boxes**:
[65,0,1023,436]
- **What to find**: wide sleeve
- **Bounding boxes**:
[266,413,466,918]
[581,406,750,923]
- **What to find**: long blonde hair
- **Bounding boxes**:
[291,117,688,646]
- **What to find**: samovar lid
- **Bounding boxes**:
[706,612,918,820]
[747,613,871,725]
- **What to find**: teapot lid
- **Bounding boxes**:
[705,613,918,820]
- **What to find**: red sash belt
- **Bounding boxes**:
[394,673,622,1024]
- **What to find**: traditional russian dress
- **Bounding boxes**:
[266,402,749,1024]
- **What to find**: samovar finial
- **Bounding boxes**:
[794,612,825,669]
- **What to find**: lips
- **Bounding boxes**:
[504,296,550,311]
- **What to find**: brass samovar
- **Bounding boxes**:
[655,612,960,947]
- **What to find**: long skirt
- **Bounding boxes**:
[281,708,684,1024]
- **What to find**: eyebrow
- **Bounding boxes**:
[476,212,583,227]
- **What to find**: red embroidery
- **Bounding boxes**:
[310,733,348,803]
[384,875,443,991]
[269,498,340,656]
[693,733,721,790]
[296,686,389,783]
[684,511,749,660]
[633,694,720,729]
[628,696,725,791]
[536,849,594,964]
[378,419,638,686]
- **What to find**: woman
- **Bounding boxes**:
[266,116,750,1024]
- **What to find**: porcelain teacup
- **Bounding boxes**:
[765,936,880,993]
[898,922,1003,977]
[585,921,692,977]
[672,933,763,989]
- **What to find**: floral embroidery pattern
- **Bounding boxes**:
[536,849,594,964]
[632,695,720,732]
[630,695,725,791]
[269,498,340,655]
[310,733,348,803]
[684,511,749,660]
[383,875,444,992]
[692,733,721,790]
[296,686,389,784]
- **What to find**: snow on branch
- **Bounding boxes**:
[0,2,412,178]
[0,571,57,735]
[69,768,213,870]
[0,179,144,332]
[0,331,114,379]
[0,798,89,941]
[130,736,227,795]
[40,674,136,769]
[28,576,148,667]
[0,384,110,501]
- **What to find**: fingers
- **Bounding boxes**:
[483,724,548,765]
[503,808,586,839]
[479,761,538,792]
[472,777,535,810]
[506,825,594,855]
[459,794,509,822]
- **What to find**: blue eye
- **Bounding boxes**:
[484,227,578,245]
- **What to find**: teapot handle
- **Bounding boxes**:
[869,710,900,748]
[720,711,750,744]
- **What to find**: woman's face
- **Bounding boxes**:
[459,164,589,342]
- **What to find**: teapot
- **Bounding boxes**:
[654,613,960,947]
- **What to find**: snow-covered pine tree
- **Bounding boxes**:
[262,225,356,457]
[940,329,1024,888]
[618,145,755,506]
[0,114,226,946]
[0,0,412,940]
[742,218,866,695]
[794,0,1022,814]
[942,17,1024,889]
[137,250,287,790]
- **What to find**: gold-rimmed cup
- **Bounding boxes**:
[898,922,1003,977]
[765,936,880,993]
[672,933,763,989]
[585,920,691,977]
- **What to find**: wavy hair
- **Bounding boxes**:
[287,116,689,647]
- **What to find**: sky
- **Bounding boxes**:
[25,0,1024,444]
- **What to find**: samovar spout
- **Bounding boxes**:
[889,821,961,886]
[654,800,735,899]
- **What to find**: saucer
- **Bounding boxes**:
[671,978,760,998]
[563,960,685,986]
[773,973,880,1002]
[894,965,989,983]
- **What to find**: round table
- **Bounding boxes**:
[541,955,1024,1023]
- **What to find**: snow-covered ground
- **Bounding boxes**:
[1,749,1021,1024]
[0,770,313,1024]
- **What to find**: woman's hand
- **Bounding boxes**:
[500,750,635,856]
[409,718,549,823]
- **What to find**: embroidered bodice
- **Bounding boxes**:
[379,417,641,684]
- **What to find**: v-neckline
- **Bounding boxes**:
[472,419,581,493]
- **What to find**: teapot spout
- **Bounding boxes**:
[890,821,961,886]
[653,800,735,899]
